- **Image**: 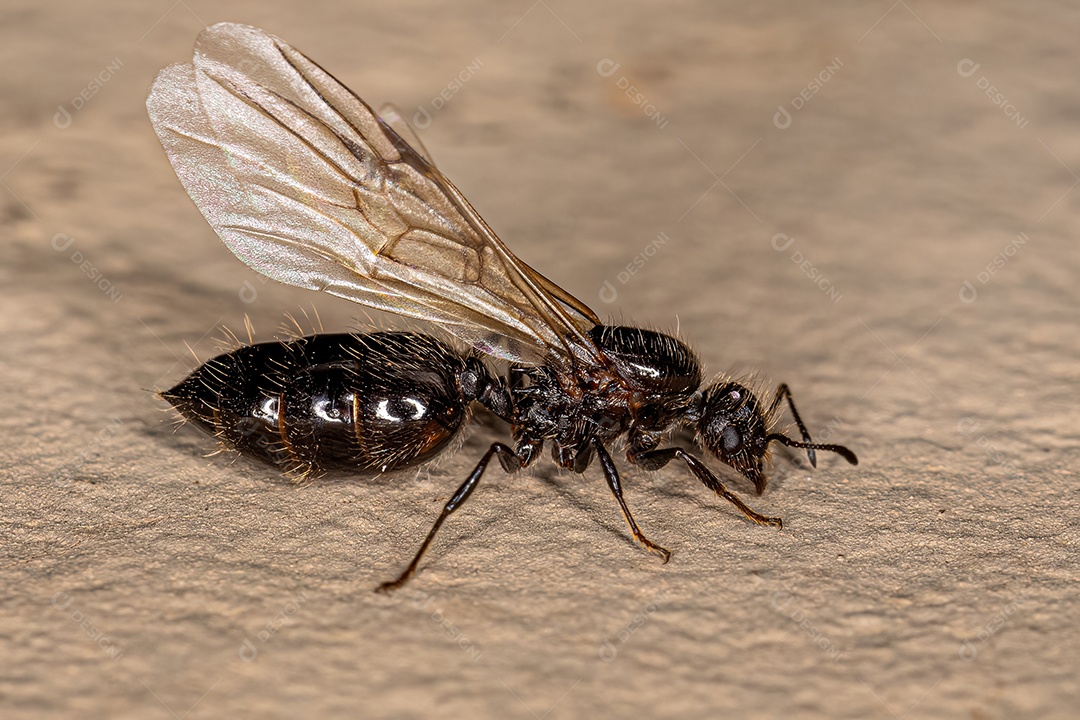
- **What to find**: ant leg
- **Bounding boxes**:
[375,442,521,593]
[592,438,671,562]
[768,383,817,467]
[632,447,784,529]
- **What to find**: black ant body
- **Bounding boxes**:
[150,23,858,591]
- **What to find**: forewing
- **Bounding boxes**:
[147,22,598,365]
[377,103,436,166]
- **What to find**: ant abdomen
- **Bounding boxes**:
[163,332,473,476]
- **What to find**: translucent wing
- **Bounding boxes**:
[146,22,600,366]
[377,103,435,166]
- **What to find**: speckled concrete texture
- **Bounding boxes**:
[2,2,1077,718]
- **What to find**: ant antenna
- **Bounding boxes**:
[765,433,858,466]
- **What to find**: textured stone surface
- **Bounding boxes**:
[2,3,1076,718]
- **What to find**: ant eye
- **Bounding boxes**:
[722,425,741,452]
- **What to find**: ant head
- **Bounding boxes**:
[695,380,860,494]
[695,381,772,493]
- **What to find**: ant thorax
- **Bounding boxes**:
[505,325,703,471]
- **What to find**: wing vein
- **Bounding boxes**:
[148,22,602,367]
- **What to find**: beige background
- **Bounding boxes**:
[2,2,1077,718]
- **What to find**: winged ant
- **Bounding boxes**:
[149,23,858,592]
